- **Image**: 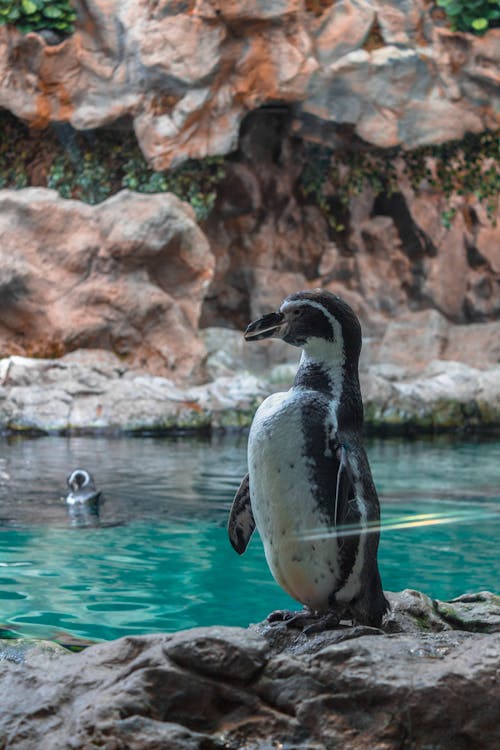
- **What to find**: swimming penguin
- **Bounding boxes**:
[228,289,389,631]
[65,468,103,526]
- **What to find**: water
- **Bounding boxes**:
[0,435,498,642]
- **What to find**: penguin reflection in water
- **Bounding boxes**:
[65,469,103,527]
[228,289,389,632]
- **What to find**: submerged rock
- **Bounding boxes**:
[0,591,498,749]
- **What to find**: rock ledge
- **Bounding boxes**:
[0,590,498,749]
[1,350,499,435]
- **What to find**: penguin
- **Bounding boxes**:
[228,289,389,631]
[65,468,103,527]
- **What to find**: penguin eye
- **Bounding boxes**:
[292,309,301,317]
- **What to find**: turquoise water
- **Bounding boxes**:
[0,435,498,642]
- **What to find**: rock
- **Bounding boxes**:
[0,638,67,665]
[384,589,500,634]
[0,189,213,381]
[377,310,450,372]
[435,592,500,634]
[476,224,500,275]
[296,17,499,148]
[201,327,299,380]
[362,360,500,432]
[374,0,435,46]
[201,116,498,332]
[354,214,412,316]
[394,173,500,322]
[1,348,499,435]
[313,0,375,66]
[0,1,498,167]
[0,591,499,749]
[163,626,268,682]
[444,321,500,368]
[0,351,269,433]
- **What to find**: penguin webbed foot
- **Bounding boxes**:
[267,608,312,627]
[303,611,343,634]
[267,607,344,634]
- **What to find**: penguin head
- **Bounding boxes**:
[244,289,361,365]
[67,469,94,493]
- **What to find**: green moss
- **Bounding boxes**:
[414,614,432,630]
[431,400,464,428]
[121,150,225,221]
[364,395,500,435]
[435,603,459,619]
[476,400,500,425]
[1,108,498,228]
[217,408,257,429]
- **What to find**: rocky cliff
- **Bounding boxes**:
[0,0,499,430]
[1,0,498,165]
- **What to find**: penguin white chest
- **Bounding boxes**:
[248,390,339,611]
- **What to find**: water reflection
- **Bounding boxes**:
[0,433,248,528]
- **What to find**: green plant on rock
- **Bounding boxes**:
[75,151,112,204]
[47,149,112,203]
[0,110,227,220]
[300,145,346,231]
[424,131,500,224]
[441,208,457,230]
[300,130,499,232]
[0,0,76,35]
[436,0,500,34]
[122,151,226,221]
[0,147,28,188]
[47,153,72,197]
[300,143,399,232]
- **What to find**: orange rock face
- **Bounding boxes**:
[0,0,498,167]
[201,111,500,339]
[0,1,498,382]
[0,189,214,379]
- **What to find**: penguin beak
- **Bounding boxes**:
[244,311,285,341]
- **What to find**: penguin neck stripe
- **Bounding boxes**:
[281,299,337,329]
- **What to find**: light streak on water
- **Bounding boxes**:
[299,507,499,541]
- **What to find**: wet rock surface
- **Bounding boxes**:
[1,345,499,435]
[0,591,498,749]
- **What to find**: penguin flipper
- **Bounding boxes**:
[333,442,355,527]
[228,473,256,555]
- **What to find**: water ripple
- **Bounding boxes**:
[0,435,498,641]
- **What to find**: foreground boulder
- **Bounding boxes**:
[0,189,213,380]
[0,591,498,749]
